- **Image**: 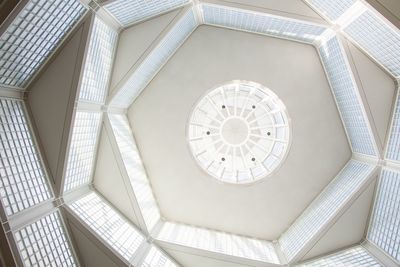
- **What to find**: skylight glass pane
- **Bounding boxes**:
[0,98,51,216]
[108,114,160,231]
[104,0,190,26]
[110,8,197,109]
[279,160,375,261]
[63,111,102,192]
[14,211,77,267]
[68,191,145,262]
[201,4,326,43]
[157,222,280,264]
[368,168,400,262]
[141,245,177,267]
[344,10,400,77]
[78,17,117,104]
[387,90,400,161]
[0,0,86,88]
[306,0,357,21]
[319,36,377,156]
[298,246,381,266]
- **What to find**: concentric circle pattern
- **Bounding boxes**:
[187,81,291,184]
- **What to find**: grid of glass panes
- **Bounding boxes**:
[279,160,375,261]
[68,191,145,262]
[319,36,377,156]
[202,4,327,43]
[110,8,197,108]
[157,222,280,264]
[344,10,400,77]
[108,114,160,231]
[63,111,101,193]
[104,0,190,26]
[13,211,77,267]
[368,168,400,262]
[306,0,357,21]
[0,0,86,87]
[78,17,117,104]
[141,245,177,267]
[0,98,51,216]
[298,246,381,266]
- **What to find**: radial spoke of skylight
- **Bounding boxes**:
[104,0,191,27]
[13,210,79,267]
[279,160,376,262]
[297,246,382,266]
[78,16,118,104]
[63,111,102,193]
[108,114,161,232]
[0,0,86,88]
[109,7,197,109]
[0,98,52,217]
[201,4,327,44]
[318,35,378,157]
[368,168,400,262]
[67,191,145,264]
[157,222,280,264]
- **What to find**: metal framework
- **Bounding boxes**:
[0,0,399,266]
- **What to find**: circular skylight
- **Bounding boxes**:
[187,81,291,184]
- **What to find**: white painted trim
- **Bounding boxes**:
[201,0,329,26]
[362,239,399,267]
[0,86,24,99]
[107,6,197,108]
[103,114,149,234]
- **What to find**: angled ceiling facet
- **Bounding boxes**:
[1,0,400,266]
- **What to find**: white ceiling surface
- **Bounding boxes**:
[94,126,141,228]
[203,0,323,20]
[109,9,180,94]
[19,0,399,266]
[301,178,377,261]
[68,218,121,267]
[26,18,90,186]
[344,40,396,147]
[126,24,351,240]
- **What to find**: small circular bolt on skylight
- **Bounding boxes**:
[187,81,291,184]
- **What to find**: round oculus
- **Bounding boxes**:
[187,81,291,184]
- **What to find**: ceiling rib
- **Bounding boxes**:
[362,239,399,267]
[278,160,378,263]
[103,114,151,234]
[108,6,198,109]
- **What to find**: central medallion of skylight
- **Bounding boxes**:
[187,81,291,184]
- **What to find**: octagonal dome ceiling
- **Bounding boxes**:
[0,0,399,267]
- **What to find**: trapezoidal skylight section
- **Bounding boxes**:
[13,211,78,267]
[0,98,51,216]
[367,168,400,262]
[0,0,86,88]
[343,9,400,77]
[386,89,400,162]
[108,114,160,231]
[279,160,376,262]
[141,245,177,267]
[157,222,280,264]
[318,35,378,157]
[297,246,381,266]
[78,16,118,104]
[305,0,357,21]
[104,0,191,27]
[201,4,327,44]
[109,8,197,109]
[67,191,145,263]
[63,111,102,193]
